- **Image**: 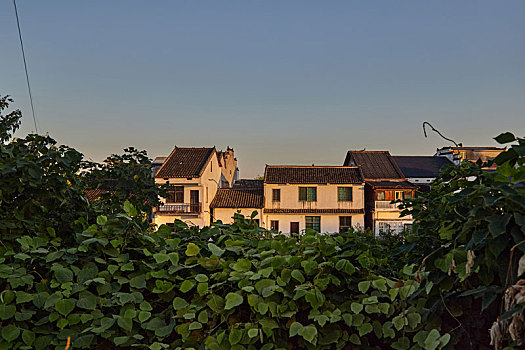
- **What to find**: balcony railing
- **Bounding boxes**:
[375,201,401,211]
[157,203,202,214]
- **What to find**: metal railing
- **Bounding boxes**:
[157,203,202,214]
[375,201,400,210]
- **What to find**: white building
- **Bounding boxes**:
[210,180,264,226]
[153,147,238,228]
[262,166,366,234]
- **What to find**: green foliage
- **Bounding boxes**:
[0,95,91,243]
[0,209,448,349]
[80,146,164,221]
[398,133,525,347]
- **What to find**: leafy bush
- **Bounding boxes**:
[398,133,525,348]
[1,208,450,349]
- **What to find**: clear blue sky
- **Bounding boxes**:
[2,1,524,177]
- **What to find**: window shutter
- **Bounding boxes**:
[299,187,307,201]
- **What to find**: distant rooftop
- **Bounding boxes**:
[210,188,263,208]
[233,179,264,189]
[344,151,405,180]
[393,156,452,178]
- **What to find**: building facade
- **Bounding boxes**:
[262,166,365,234]
[210,182,264,225]
[153,147,237,228]
[435,146,505,169]
[344,151,415,234]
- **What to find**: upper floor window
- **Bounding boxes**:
[167,186,184,203]
[272,189,281,202]
[270,220,279,231]
[377,191,385,201]
[338,187,353,202]
[395,191,404,200]
[299,187,317,202]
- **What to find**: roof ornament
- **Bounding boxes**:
[422,122,461,147]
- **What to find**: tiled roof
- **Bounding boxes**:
[84,188,107,202]
[343,151,404,180]
[155,147,215,178]
[393,156,452,178]
[367,180,417,189]
[210,188,264,208]
[233,179,264,189]
[152,156,167,165]
[264,166,363,184]
[263,208,364,214]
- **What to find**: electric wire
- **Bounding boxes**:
[13,0,38,133]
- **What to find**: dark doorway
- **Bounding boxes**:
[190,190,200,212]
[290,222,299,234]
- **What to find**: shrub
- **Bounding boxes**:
[0,208,450,349]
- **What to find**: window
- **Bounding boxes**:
[305,216,320,232]
[272,189,281,202]
[167,186,184,203]
[395,191,404,200]
[339,216,352,232]
[377,191,385,200]
[338,187,353,202]
[270,220,279,231]
[299,187,317,202]
[378,222,391,232]
[378,221,405,234]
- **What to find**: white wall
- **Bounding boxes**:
[407,177,434,184]
[154,153,221,227]
[263,213,365,234]
[264,184,365,210]
[214,208,263,225]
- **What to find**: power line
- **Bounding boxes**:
[13,0,38,133]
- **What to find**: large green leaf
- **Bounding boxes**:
[55,299,76,316]
[185,243,200,256]
[1,324,20,342]
[224,293,243,310]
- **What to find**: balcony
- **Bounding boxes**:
[375,201,401,211]
[157,203,202,214]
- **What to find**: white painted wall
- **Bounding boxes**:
[407,177,434,184]
[264,183,365,210]
[263,213,365,234]
[214,208,263,225]
[153,153,221,228]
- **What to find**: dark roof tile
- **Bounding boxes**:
[155,147,215,178]
[233,179,264,189]
[264,166,363,184]
[393,156,452,178]
[343,151,404,180]
[210,188,263,208]
[263,208,364,214]
[367,180,417,189]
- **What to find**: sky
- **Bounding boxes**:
[1,1,524,177]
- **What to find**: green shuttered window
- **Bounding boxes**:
[299,187,317,201]
[305,216,321,232]
[337,187,352,202]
